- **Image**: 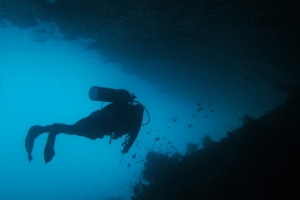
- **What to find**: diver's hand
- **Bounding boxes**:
[28,153,33,162]
[121,145,130,154]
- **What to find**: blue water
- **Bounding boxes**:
[0,15,291,200]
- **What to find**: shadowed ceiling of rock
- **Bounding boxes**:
[1,0,299,82]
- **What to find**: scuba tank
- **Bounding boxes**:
[89,86,132,103]
[89,86,150,125]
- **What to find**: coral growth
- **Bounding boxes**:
[131,88,300,200]
[185,142,199,155]
[201,134,214,148]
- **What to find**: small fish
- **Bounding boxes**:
[209,102,212,106]
[173,118,178,122]
[216,101,218,104]
[244,77,250,80]
[155,137,160,141]
[192,114,195,117]
[197,107,203,112]
[127,163,130,168]
[204,115,207,118]
[188,124,192,128]
[132,154,136,159]
[168,142,171,144]
[210,109,214,112]
[163,137,165,139]
[168,127,170,129]
[147,131,150,134]
[197,103,201,106]
[238,117,242,120]
[157,130,159,132]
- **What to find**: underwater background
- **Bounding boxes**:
[0,1,299,200]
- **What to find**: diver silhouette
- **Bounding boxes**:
[25,87,146,164]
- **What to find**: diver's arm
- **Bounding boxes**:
[122,104,144,153]
[127,127,139,148]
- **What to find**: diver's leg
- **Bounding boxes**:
[44,123,85,164]
[44,112,113,163]
[25,125,52,162]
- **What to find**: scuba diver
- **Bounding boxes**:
[25,86,148,164]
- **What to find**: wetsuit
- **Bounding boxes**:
[75,102,144,148]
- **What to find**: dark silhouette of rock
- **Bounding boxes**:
[132,87,300,200]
